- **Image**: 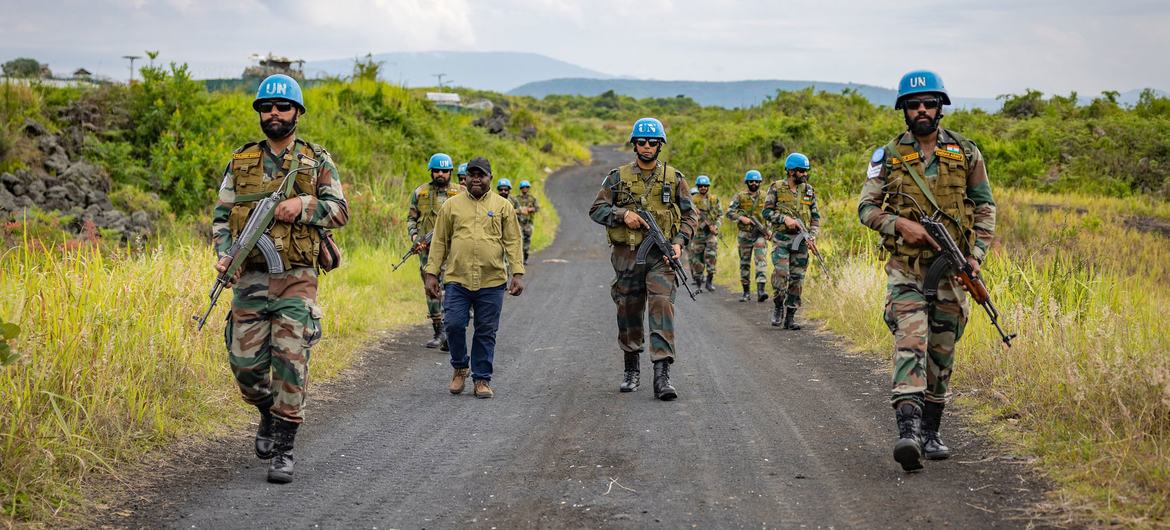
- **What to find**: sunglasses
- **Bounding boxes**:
[257,101,295,113]
[432,169,452,174]
[903,98,941,110]
[633,138,662,147]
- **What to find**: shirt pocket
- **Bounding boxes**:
[485,210,503,237]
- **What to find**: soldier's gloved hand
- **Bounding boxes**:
[895,218,941,250]
[215,255,243,287]
[623,210,648,229]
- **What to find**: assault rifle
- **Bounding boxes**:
[788,217,830,276]
[744,214,772,240]
[634,209,697,301]
[896,192,1017,347]
[392,231,434,271]
[195,154,320,330]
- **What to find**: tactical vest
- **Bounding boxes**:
[414,183,461,235]
[227,140,323,270]
[733,190,765,233]
[606,162,682,247]
[882,131,977,260]
[769,182,815,229]
[692,192,720,228]
[515,194,538,224]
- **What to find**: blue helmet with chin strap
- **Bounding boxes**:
[629,117,666,143]
[428,153,454,171]
[457,163,468,176]
[895,70,951,109]
[519,180,531,189]
[695,175,711,186]
[253,74,306,113]
[497,178,512,190]
[744,169,763,183]
[784,153,810,171]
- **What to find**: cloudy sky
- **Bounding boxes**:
[3,0,1167,97]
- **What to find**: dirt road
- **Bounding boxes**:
[124,146,1047,529]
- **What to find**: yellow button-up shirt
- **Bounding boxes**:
[424,190,526,290]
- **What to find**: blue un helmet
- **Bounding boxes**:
[784,153,811,171]
[744,169,763,183]
[519,180,531,189]
[457,163,468,176]
[895,70,951,109]
[629,117,667,143]
[253,74,306,113]
[428,153,454,171]
[695,175,712,186]
[497,178,512,190]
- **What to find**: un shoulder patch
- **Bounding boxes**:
[870,147,885,164]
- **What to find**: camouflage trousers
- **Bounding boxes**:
[418,250,443,324]
[882,258,969,408]
[610,245,678,363]
[227,267,322,424]
[520,221,534,258]
[770,232,808,308]
[737,232,768,286]
[688,225,718,277]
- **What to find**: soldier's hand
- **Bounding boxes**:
[738,215,752,225]
[670,244,682,261]
[895,218,941,250]
[508,274,525,296]
[966,256,982,277]
[215,255,242,287]
[783,216,799,231]
[274,197,302,223]
[424,273,442,299]
[623,210,648,229]
[417,239,429,252]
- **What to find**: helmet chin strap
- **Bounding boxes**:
[635,145,661,163]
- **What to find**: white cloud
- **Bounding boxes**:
[294,0,476,51]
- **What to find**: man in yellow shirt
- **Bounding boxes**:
[424,157,526,399]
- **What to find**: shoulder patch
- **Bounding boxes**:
[870,147,885,164]
[936,148,965,161]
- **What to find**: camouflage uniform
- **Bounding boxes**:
[688,190,722,278]
[858,127,996,408]
[763,181,820,308]
[514,191,539,263]
[589,161,697,364]
[407,181,461,328]
[212,138,349,423]
[726,189,769,288]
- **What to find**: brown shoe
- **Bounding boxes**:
[473,379,494,399]
[449,368,470,394]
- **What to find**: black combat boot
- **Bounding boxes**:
[438,328,449,352]
[523,250,529,264]
[770,299,783,327]
[652,360,677,401]
[619,352,640,393]
[693,277,704,294]
[784,307,802,330]
[254,399,276,459]
[424,321,443,349]
[922,401,951,460]
[267,418,299,484]
[705,272,715,292]
[756,282,769,303]
[893,402,924,472]
[740,285,750,302]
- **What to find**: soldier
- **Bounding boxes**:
[589,117,697,400]
[496,178,513,199]
[688,175,722,293]
[858,70,997,472]
[407,153,460,350]
[763,153,820,329]
[211,74,349,483]
[514,180,539,265]
[425,157,525,399]
[457,162,469,187]
[727,170,770,303]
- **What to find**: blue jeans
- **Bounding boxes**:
[443,283,506,381]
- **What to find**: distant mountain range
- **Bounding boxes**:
[303,51,610,93]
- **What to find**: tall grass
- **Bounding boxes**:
[709,188,1170,524]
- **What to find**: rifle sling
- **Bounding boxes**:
[893,142,961,227]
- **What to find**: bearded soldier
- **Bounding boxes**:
[763,153,820,329]
[407,153,460,350]
[688,175,722,293]
[211,74,349,483]
[858,70,997,472]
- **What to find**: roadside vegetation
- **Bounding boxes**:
[0,63,583,524]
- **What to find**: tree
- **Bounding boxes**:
[2,58,42,78]
[998,89,1046,119]
[352,53,382,82]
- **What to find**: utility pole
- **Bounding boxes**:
[432,73,447,90]
[122,55,142,83]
